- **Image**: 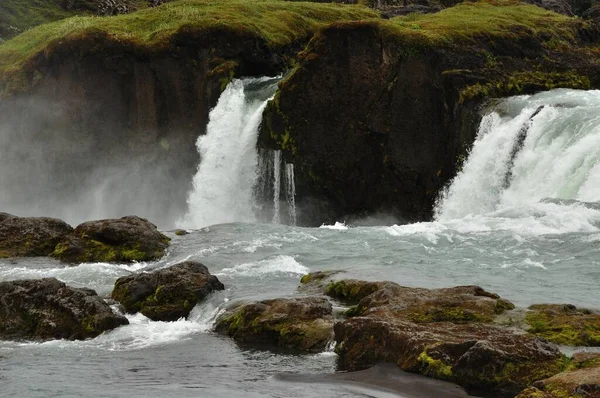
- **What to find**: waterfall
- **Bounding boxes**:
[178,77,279,228]
[435,89,600,220]
[255,149,297,225]
[272,150,282,224]
[285,163,297,225]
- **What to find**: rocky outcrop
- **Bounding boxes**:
[0,278,128,340]
[111,261,224,321]
[51,216,170,263]
[525,304,600,346]
[259,2,600,225]
[516,354,600,397]
[214,296,333,352]
[314,278,563,397]
[0,213,73,258]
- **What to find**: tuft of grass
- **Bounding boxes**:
[382,0,581,46]
[0,0,378,93]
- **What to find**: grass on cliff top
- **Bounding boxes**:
[0,0,378,76]
[381,0,580,46]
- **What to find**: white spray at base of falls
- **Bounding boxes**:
[435,89,600,224]
[178,77,279,229]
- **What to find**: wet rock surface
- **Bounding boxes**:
[214,296,334,352]
[525,304,600,346]
[0,278,128,341]
[0,213,73,258]
[51,216,170,264]
[111,261,224,321]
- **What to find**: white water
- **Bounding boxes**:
[179,77,278,228]
[434,89,600,235]
[286,163,297,225]
[272,150,282,224]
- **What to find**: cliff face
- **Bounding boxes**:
[0,0,376,227]
[259,3,600,225]
[0,33,278,226]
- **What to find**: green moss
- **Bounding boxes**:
[345,305,365,317]
[0,0,378,95]
[525,305,600,346]
[325,280,379,304]
[80,315,96,335]
[408,306,493,323]
[418,351,453,379]
[459,70,591,103]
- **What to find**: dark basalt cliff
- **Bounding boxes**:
[0,1,376,226]
[259,2,600,225]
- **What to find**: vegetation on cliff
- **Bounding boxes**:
[0,0,378,95]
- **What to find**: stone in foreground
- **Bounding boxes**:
[327,279,562,397]
[215,297,333,352]
[51,216,170,263]
[0,278,128,340]
[111,261,224,321]
[525,304,600,346]
[0,213,73,258]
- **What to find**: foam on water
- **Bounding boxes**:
[319,222,348,230]
[0,261,147,296]
[216,255,309,277]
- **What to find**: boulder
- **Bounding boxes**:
[328,279,564,397]
[0,278,128,341]
[325,280,515,322]
[111,261,224,321]
[214,297,333,352]
[516,356,600,397]
[0,213,73,258]
[51,216,170,263]
[525,304,600,346]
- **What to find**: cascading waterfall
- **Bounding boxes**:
[272,150,282,224]
[285,163,297,225]
[178,77,279,228]
[255,148,297,225]
[435,89,600,221]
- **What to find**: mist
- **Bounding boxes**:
[0,95,195,229]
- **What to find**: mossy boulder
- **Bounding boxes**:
[0,212,73,258]
[0,277,128,340]
[326,279,515,322]
[327,278,568,396]
[525,304,600,346]
[111,261,224,321]
[51,216,170,264]
[214,297,333,352]
[515,359,600,397]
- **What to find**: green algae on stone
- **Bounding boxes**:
[525,304,600,347]
[215,297,334,352]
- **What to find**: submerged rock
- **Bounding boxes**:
[214,297,333,352]
[0,213,73,258]
[0,278,128,341]
[51,216,170,264]
[111,261,224,321]
[525,304,600,346]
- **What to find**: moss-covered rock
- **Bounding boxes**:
[51,215,169,264]
[525,304,600,346]
[111,261,224,321]
[325,279,514,322]
[0,277,128,340]
[214,297,333,352]
[0,212,73,258]
[515,360,600,397]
